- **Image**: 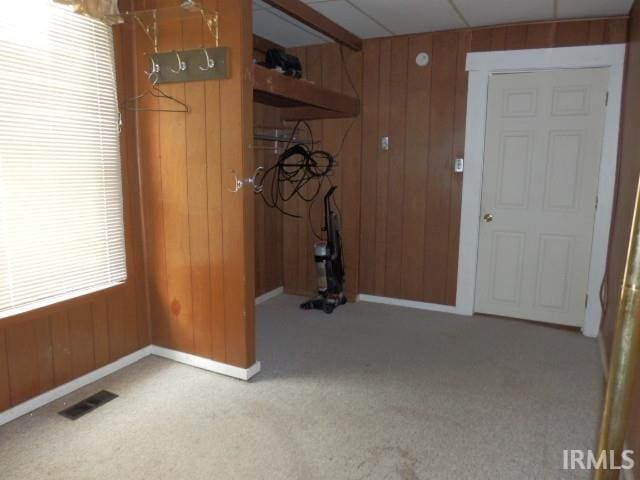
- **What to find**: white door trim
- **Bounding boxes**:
[457,44,626,337]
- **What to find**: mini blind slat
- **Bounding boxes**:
[0,2,127,319]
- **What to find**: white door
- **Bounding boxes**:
[475,68,609,327]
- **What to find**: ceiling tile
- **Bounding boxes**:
[253,9,330,47]
[306,0,392,38]
[268,6,334,42]
[253,0,632,48]
[347,0,466,35]
[253,0,270,10]
[556,0,633,18]
[453,0,554,27]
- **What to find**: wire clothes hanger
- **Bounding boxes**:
[121,58,190,113]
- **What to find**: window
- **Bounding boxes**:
[0,1,126,319]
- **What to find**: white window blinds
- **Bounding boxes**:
[0,1,127,319]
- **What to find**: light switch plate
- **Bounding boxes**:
[454,158,464,173]
[381,136,389,151]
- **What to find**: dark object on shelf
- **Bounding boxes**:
[253,65,359,120]
[301,186,346,314]
[265,49,303,78]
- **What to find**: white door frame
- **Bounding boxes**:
[456,44,626,337]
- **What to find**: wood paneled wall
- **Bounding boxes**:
[0,0,257,414]
[253,46,284,297]
[272,18,627,305]
[601,2,640,471]
[1,0,257,413]
[134,0,256,367]
[0,21,149,412]
[358,17,628,306]
[281,44,363,299]
[253,103,284,297]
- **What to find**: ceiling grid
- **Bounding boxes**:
[253,0,633,47]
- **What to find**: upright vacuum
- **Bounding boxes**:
[300,186,347,314]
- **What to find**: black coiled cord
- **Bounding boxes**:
[257,134,335,220]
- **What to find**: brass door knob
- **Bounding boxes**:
[483,213,494,222]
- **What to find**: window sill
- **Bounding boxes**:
[0,281,127,327]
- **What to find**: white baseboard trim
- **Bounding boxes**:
[357,294,459,314]
[150,346,261,381]
[0,343,262,427]
[255,286,284,305]
[0,345,152,427]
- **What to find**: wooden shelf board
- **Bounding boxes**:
[252,64,359,120]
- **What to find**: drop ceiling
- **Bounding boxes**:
[252,0,633,47]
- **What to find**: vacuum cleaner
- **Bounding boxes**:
[300,186,347,314]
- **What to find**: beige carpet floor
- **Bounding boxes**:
[0,294,605,479]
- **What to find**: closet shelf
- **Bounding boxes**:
[253,64,359,121]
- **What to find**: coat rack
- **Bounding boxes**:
[149,48,229,83]
[111,1,229,83]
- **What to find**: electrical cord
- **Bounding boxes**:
[257,121,336,222]
[333,45,360,160]
[257,46,358,240]
[303,46,357,238]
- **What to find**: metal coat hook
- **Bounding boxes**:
[228,167,264,193]
[145,57,161,85]
[199,49,216,71]
[170,51,187,74]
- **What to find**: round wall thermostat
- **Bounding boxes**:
[415,52,430,67]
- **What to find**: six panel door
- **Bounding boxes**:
[475,68,609,327]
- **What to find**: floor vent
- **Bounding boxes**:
[58,390,118,420]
